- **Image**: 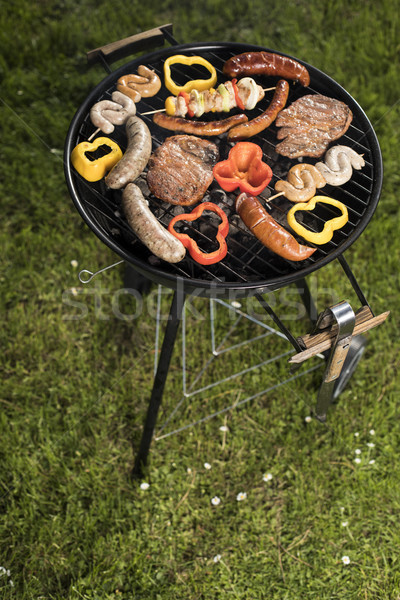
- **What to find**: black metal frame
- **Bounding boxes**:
[131,253,370,477]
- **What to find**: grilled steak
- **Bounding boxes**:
[275,94,353,158]
[147,135,219,206]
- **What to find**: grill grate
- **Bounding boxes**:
[65,42,382,296]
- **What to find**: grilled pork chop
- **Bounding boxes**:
[147,135,219,206]
[275,94,353,158]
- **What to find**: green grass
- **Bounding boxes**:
[1,0,400,598]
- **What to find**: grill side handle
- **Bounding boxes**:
[86,24,177,67]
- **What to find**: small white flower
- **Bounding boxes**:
[369,429,375,435]
[9,580,14,587]
[213,554,222,563]
[341,521,349,527]
[70,287,79,296]
[187,467,192,474]
[340,506,345,512]
[355,448,361,455]
[140,482,150,490]
[219,425,229,432]
[367,442,375,448]
[236,492,247,501]
[354,457,361,464]
[204,462,212,470]
[304,415,312,423]
[341,555,351,565]
[0,566,6,576]
[369,459,376,465]
[70,259,79,268]
[354,432,360,437]
[211,496,221,506]
[263,473,273,482]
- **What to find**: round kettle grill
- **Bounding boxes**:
[63,25,389,475]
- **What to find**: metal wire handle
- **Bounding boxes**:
[78,260,124,283]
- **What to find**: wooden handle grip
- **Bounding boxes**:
[87,24,174,65]
[289,310,390,364]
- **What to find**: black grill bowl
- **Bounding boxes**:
[64,41,383,298]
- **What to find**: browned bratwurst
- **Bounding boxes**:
[236,193,316,261]
[223,51,310,87]
[227,79,289,141]
[153,112,248,136]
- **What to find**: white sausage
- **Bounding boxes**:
[90,91,136,134]
[122,183,186,263]
[105,116,152,189]
[275,163,326,202]
[315,145,365,185]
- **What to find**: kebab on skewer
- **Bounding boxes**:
[164,77,266,118]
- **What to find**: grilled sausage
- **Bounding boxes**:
[90,91,136,134]
[117,65,161,101]
[105,116,152,190]
[236,193,316,261]
[275,163,326,202]
[122,183,186,263]
[223,51,310,87]
[227,79,289,141]
[315,145,365,185]
[152,112,248,136]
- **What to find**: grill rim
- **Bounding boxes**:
[64,40,383,296]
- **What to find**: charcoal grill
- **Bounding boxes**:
[64,25,389,476]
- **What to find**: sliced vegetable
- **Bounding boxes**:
[167,202,229,265]
[71,137,123,182]
[287,195,349,244]
[231,78,245,110]
[217,83,231,112]
[178,91,195,117]
[213,142,273,196]
[238,77,259,109]
[163,54,218,96]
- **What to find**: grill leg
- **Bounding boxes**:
[295,277,319,325]
[132,287,186,478]
[123,263,153,296]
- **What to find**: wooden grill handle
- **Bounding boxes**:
[87,23,175,65]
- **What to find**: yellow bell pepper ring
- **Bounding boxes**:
[287,196,349,245]
[71,137,123,182]
[163,54,217,96]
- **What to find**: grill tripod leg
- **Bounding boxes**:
[132,287,186,478]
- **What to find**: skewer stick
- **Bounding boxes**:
[88,128,101,141]
[263,191,285,202]
[141,108,167,116]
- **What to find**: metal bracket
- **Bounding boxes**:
[314,301,356,421]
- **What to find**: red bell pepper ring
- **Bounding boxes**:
[213,141,273,196]
[167,202,229,265]
[232,78,245,110]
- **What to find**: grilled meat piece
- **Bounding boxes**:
[275,94,353,158]
[147,135,219,206]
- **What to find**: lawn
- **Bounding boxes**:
[1,0,400,598]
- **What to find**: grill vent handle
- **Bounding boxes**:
[87,23,177,67]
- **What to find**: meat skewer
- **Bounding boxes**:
[141,84,276,117]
